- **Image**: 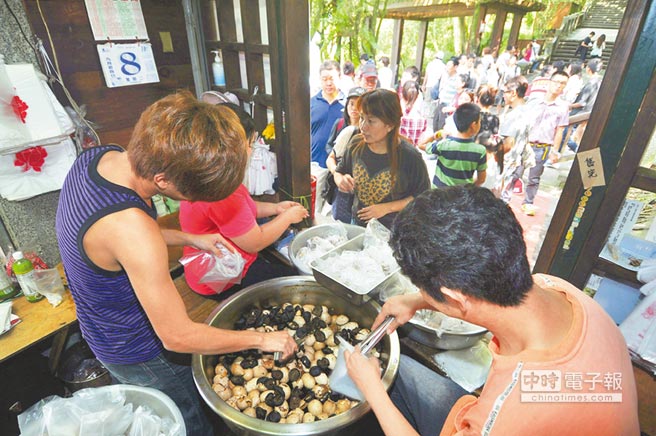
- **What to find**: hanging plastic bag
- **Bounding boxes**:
[178,245,245,293]
[245,138,277,195]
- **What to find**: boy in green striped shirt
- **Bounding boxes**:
[423,103,487,188]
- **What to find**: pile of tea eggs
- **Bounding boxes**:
[211,303,382,423]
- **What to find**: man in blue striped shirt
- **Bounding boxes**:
[56,91,297,435]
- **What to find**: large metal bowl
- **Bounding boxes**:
[192,276,400,436]
[289,224,365,275]
[401,316,487,350]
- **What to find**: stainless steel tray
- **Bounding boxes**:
[310,234,400,305]
[289,223,364,275]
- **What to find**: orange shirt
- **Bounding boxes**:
[440,274,639,436]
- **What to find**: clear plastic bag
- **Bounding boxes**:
[179,245,245,293]
[363,218,392,247]
[33,268,66,307]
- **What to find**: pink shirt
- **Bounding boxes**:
[179,184,258,295]
[440,274,639,436]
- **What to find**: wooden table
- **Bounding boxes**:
[0,291,77,370]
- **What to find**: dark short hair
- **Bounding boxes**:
[587,58,602,73]
[390,186,533,307]
[343,61,355,76]
[404,65,420,80]
[453,102,481,133]
[320,60,340,73]
[552,60,566,72]
[449,56,460,66]
[569,62,583,76]
[222,103,256,141]
[550,70,570,81]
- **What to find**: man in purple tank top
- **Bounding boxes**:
[56,91,297,435]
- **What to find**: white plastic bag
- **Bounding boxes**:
[18,386,182,436]
[245,138,277,195]
[363,218,392,247]
[433,340,493,392]
[178,245,245,293]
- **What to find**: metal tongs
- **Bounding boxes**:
[273,335,306,362]
[328,316,395,401]
[355,316,395,355]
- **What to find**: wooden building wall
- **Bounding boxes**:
[23,0,195,147]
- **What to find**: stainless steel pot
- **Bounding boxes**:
[401,320,487,350]
[192,276,400,436]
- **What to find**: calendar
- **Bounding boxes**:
[97,42,160,88]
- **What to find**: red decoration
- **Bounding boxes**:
[14,146,48,172]
[10,95,28,123]
[5,251,49,279]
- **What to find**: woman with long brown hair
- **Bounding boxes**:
[589,34,606,59]
[334,89,430,228]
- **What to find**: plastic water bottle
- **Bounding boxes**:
[211,50,226,86]
[12,252,43,303]
[0,268,17,300]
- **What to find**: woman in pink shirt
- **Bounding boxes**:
[179,101,308,297]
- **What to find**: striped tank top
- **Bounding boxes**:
[56,145,163,364]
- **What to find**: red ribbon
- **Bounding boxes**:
[14,146,48,172]
[10,95,29,123]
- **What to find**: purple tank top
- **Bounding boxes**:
[56,145,163,364]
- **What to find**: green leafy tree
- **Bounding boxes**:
[312,0,591,72]
[310,0,389,64]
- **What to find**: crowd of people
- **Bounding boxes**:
[53,38,635,436]
[312,45,605,219]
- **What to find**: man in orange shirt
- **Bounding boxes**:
[346,185,639,436]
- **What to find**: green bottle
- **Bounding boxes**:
[0,267,18,300]
[12,252,43,303]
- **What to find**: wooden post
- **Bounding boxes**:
[390,19,404,87]
[240,0,268,128]
[490,8,508,52]
[468,3,483,54]
[266,0,311,204]
[508,13,524,50]
[216,0,241,89]
[416,21,428,73]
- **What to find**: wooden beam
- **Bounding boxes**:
[266,0,310,204]
[390,19,404,87]
[385,2,475,19]
[416,21,429,73]
[383,1,543,20]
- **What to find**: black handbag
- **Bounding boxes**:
[322,172,337,205]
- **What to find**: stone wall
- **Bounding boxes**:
[0,0,61,266]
